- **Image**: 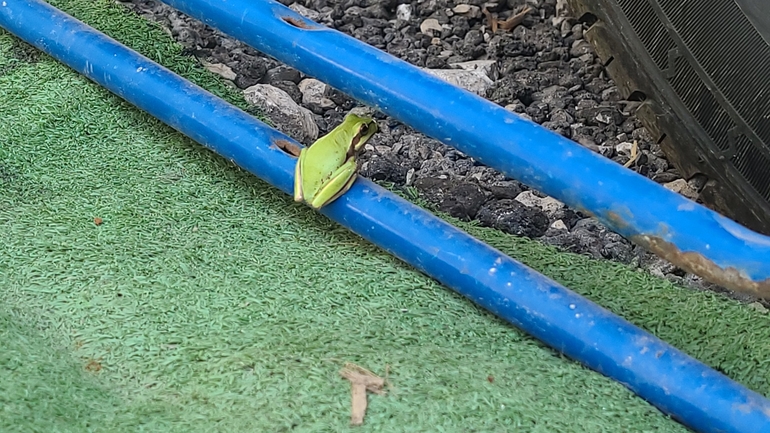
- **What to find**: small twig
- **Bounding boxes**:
[623,140,639,168]
[482,6,498,33]
[499,7,532,31]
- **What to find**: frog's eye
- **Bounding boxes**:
[357,123,371,136]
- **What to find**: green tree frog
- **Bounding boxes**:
[293,113,378,209]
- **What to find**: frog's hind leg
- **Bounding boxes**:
[309,159,358,209]
[321,174,358,207]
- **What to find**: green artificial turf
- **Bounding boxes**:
[1,1,769,431]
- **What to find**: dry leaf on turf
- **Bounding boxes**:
[339,363,387,426]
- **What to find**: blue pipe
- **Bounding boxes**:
[155,0,770,297]
[2,1,770,432]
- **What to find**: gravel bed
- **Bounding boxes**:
[118,0,751,301]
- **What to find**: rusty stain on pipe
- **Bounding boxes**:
[580,207,770,297]
[272,138,302,157]
[632,235,770,298]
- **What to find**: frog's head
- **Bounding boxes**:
[344,113,378,152]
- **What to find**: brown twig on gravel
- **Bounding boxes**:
[623,140,639,168]
[499,7,532,31]
[339,363,387,426]
[482,6,498,33]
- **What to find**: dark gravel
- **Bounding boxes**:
[119,0,749,300]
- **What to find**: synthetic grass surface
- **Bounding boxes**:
[1,1,769,431]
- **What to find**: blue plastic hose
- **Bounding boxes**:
[2,1,769,432]
[155,0,770,297]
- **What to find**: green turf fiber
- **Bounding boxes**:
[1,1,769,431]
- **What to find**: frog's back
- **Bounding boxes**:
[300,133,352,195]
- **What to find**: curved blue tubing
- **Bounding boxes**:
[154,0,770,296]
[1,1,769,432]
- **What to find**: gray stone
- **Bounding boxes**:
[615,141,635,155]
[450,60,498,77]
[396,3,412,21]
[243,84,318,144]
[556,0,569,17]
[515,191,565,215]
[422,68,494,96]
[571,23,583,39]
[664,179,699,200]
[298,79,336,114]
[288,3,321,21]
[477,199,550,238]
[550,220,568,230]
[453,4,481,18]
[261,65,301,84]
[420,18,443,35]
[200,60,236,81]
[570,40,593,57]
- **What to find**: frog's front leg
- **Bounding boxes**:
[308,158,359,209]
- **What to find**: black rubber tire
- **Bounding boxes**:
[566,0,770,235]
